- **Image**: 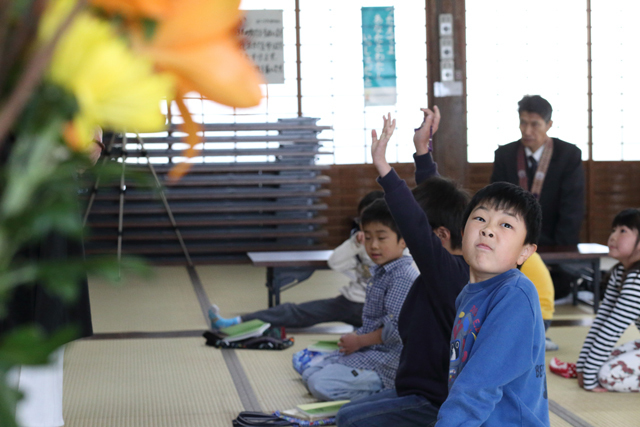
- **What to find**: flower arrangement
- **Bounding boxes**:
[0,0,263,424]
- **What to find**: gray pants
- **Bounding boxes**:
[241,295,363,328]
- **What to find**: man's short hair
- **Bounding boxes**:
[360,199,402,241]
[412,176,470,250]
[357,190,385,216]
[518,95,553,123]
[463,182,542,246]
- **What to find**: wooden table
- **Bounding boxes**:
[538,243,609,313]
[249,244,610,312]
[247,250,333,307]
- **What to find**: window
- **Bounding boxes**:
[591,0,640,161]
[137,1,428,166]
[466,1,588,162]
[299,0,427,164]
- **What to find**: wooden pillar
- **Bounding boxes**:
[585,0,594,242]
[426,0,467,185]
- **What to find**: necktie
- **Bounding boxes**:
[527,155,538,189]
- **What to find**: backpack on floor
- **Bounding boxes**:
[203,329,294,350]
[232,411,299,426]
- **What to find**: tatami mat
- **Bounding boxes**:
[88,266,206,333]
[65,262,640,427]
[64,338,242,427]
[553,303,596,321]
[236,334,339,413]
[546,325,640,426]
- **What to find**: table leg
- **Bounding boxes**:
[266,267,275,308]
[592,259,601,313]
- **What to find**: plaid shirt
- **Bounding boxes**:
[338,255,418,388]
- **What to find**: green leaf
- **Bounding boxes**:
[0,326,77,369]
[15,83,77,134]
[9,0,34,20]
[0,377,21,427]
[85,255,153,284]
[141,18,158,41]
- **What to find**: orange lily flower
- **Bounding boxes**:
[133,0,264,178]
[137,0,263,108]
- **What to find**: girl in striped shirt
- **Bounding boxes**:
[576,208,640,392]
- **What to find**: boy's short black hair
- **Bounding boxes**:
[463,182,542,245]
[360,198,402,241]
[612,208,640,245]
[358,190,385,216]
[518,95,553,123]
[412,176,470,250]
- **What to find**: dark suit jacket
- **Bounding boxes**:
[490,138,585,246]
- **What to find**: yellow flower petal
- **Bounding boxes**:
[43,5,175,141]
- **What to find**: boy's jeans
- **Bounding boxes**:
[242,296,363,328]
[302,360,383,401]
[335,389,439,427]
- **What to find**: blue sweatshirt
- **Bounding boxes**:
[436,269,549,427]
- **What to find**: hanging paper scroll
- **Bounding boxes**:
[362,7,397,106]
[242,10,285,84]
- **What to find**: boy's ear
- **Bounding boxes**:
[434,226,451,244]
[398,237,407,249]
[516,243,537,267]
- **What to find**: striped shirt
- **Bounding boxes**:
[576,264,640,389]
[338,255,418,389]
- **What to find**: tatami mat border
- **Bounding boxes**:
[549,399,595,427]
[222,349,263,412]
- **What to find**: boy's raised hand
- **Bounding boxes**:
[413,106,440,155]
[371,113,396,178]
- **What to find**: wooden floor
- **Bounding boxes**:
[61,262,640,426]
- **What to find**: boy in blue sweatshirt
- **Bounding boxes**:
[436,182,549,426]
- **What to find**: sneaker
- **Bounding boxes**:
[545,337,559,351]
[549,357,577,378]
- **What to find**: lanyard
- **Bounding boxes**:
[517,138,554,199]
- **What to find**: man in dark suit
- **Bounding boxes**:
[491,95,585,247]
[491,95,585,300]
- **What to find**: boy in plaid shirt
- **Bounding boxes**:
[300,199,418,401]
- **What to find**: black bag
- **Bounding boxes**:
[232,411,299,426]
[203,330,294,350]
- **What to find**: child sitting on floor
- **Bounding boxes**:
[300,199,419,401]
[436,181,549,426]
[551,208,640,392]
[521,252,558,351]
[209,191,385,330]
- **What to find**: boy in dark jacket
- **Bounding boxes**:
[337,108,470,426]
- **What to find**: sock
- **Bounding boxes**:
[208,305,241,329]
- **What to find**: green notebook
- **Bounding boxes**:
[297,400,350,418]
[306,340,340,353]
[219,319,270,342]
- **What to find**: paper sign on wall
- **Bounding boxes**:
[362,7,397,106]
[241,10,285,84]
